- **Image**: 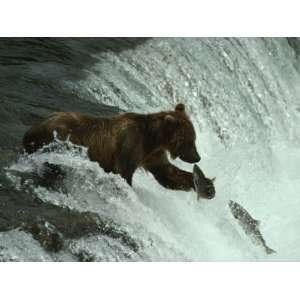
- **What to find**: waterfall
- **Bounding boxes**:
[3,38,300,261]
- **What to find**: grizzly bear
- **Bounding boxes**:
[22,104,200,191]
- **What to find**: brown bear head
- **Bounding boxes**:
[163,103,200,163]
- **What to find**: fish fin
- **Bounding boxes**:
[266,247,276,255]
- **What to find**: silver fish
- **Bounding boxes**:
[229,200,276,255]
[193,164,215,200]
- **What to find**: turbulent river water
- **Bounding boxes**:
[1,38,300,261]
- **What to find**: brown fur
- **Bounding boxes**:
[22,104,200,190]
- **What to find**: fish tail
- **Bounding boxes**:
[265,247,276,255]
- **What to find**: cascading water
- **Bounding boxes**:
[2,38,300,261]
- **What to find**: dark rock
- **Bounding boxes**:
[25,220,64,252]
[76,250,96,262]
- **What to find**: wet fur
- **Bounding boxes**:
[23,105,200,191]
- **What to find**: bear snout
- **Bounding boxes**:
[189,146,201,163]
[179,149,201,163]
[194,153,201,162]
[189,152,201,163]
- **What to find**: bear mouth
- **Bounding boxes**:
[179,155,200,163]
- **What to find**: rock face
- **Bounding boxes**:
[0,179,139,253]
[26,220,65,252]
[0,38,148,259]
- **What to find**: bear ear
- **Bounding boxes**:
[175,103,185,112]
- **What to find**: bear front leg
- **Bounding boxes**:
[143,150,195,191]
[120,164,135,186]
[117,148,136,185]
[117,136,141,186]
[147,164,195,191]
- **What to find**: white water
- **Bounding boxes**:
[4,38,300,261]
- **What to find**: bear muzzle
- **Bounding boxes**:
[179,149,201,163]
